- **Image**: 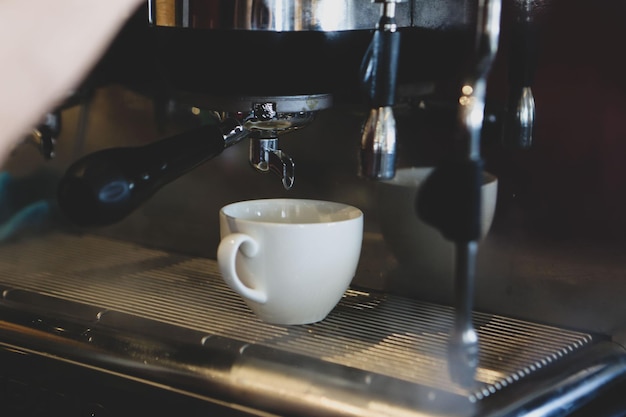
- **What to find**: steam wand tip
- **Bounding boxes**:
[448,323,479,388]
[358,106,397,180]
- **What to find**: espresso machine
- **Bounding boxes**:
[1,1,626,416]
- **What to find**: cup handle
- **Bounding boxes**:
[217,233,268,304]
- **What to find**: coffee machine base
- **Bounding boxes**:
[0,232,624,416]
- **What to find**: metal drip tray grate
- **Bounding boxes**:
[0,233,596,401]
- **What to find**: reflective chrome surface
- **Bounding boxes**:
[249,138,295,189]
[148,0,413,31]
[148,0,479,31]
[504,86,535,149]
[359,106,397,180]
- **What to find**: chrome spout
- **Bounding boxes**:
[249,137,295,190]
[235,100,319,190]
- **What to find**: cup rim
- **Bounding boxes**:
[220,198,363,226]
[378,166,497,188]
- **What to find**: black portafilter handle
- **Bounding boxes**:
[415,159,484,243]
[57,121,241,228]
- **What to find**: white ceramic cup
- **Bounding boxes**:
[376,167,498,282]
[218,198,363,325]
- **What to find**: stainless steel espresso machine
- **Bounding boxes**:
[1,1,626,416]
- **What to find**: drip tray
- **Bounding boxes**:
[0,233,624,417]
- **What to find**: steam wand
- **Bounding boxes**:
[417,0,501,388]
[503,0,538,149]
[358,0,404,180]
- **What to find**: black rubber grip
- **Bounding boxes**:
[57,124,226,227]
